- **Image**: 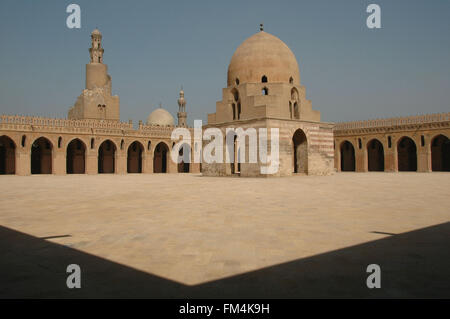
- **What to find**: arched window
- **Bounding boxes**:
[58,137,62,148]
[235,78,240,85]
[262,87,268,95]
[293,102,299,119]
[148,141,151,151]
[91,138,95,149]
[231,88,240,120]
[21,135,26,147]
[120,139,124,150]
[232,89,239,102]
[291,88,299,101]
[261,75,267,83]
[289,77,294,84]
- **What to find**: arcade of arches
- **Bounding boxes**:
[0,114,449,176]
[0,129,200,175]
[334,114,450,173]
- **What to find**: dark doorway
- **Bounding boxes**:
[292,129,307,173]
[127,141,144,173]
[153,142,168,173]
[397,137,417,171]
[340,141,355,172]
[0,136,15,174]
[31,137,52,174]
[367,139,384,171]
[98,140,116,173]
[67,139,86,174]
[431,135,450,171]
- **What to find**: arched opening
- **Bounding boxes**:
[367,139,384,171]
[291,88,299,119]
[0,135,16,174]
[235,78,239,85]
[397,137,417,171]
[177,143,191,173]
[98,140,116,173]
[153,142,169,173]
[231,88,239,101]
[31,137,52,174]
[292,129,308,174]
[291,88,299,100]
[58,137,62,148]
[127,141,144,173]
[340,141,355,172]
[262,87,268,95]
[293,102,299,119]
[289,77,294,84]
[231,89,240,120]
[261,75,267,83]
[431,134,450,171]
[67,139,86,174]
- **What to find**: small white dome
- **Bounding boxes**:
[147,108,175,126]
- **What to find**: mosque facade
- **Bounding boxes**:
[0,28,449,176]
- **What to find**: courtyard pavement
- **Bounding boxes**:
[0,172,449,298]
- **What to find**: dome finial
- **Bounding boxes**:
[260,23,264,31]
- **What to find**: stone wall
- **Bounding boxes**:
[0,115,200,175]
[334,113,450,172]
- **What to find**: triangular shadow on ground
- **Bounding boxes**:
[1,222,449,298]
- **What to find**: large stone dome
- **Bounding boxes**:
[227,31,300,86]
[147,108,175,126]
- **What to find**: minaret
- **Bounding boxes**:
[177,87,187,127]
[68,29,120,121]
[86,29,108,90]
[89,28,104,63]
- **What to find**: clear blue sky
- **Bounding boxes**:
[0,0,449,125]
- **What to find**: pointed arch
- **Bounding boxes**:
[31,137,53,174]
[127,141,144,173]
[0,135,16,174]
[291,88,299,101]
[397,137,417,171]
[340,140,355,171]
[67,138,86,174]
[431,134,450,171]
[153,142,169,173]
[367,139,384,171]
[98,139,116,173]
[292,129,308,174]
